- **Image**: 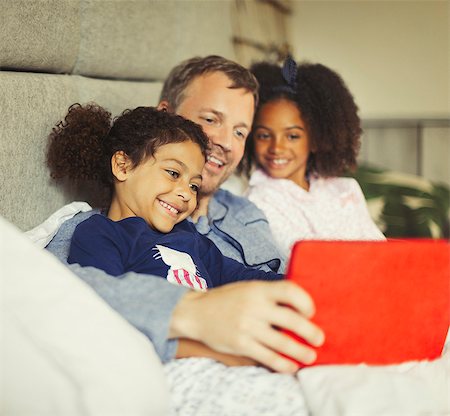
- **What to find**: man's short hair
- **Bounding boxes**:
[159,55,259,111]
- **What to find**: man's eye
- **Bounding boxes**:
[234,129,247,140]
[166,170,179,178]
[190,183,199,193]
[201,116,215,125]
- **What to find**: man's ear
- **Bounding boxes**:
[111,151,132,181]
[157,100,173,113]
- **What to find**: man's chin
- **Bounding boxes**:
[200,171,229,195]
[199,184,219,198]
[199,180,224,197]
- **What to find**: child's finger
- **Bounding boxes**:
[242,339,300,374]
[265,303,325,347]
[267,280,316,318]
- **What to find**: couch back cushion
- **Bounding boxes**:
[0,0,236,230]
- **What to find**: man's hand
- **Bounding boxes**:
[170,280,325,373]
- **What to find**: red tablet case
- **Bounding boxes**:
[285,239,450,366]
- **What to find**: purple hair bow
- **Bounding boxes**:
[281,55,297,92]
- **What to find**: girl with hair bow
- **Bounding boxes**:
[240,57,384,257]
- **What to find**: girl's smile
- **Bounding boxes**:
[158,199,184,217]
[108,140,205,233]
[262,157,291,169]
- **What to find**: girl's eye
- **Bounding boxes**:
[190,184,200,193]
[255,132,270,140]
[288,134,300,140]
[166,170,179,178]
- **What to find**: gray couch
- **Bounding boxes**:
[0,0,236,231]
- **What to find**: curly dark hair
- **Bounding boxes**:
[47,103,209,205]
[159,55,259,111]
[239,60,361,178]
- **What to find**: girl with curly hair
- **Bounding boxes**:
[47,104,281,291]
[241,57,384,257]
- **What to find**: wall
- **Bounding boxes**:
[289,0,448,119]
[288,0,449,184]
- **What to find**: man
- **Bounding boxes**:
[158,56,284,272]
[47,56,324,373]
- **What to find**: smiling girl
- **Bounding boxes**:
[47,104,281,290]
[240,58,384,257]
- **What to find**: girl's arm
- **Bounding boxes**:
[200,235,283,286]
[347,178,386,240]
[176,339,257,366]
[68,216,125,276]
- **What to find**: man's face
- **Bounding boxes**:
[173,72,255,196]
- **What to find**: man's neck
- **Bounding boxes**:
[191,194,212,223]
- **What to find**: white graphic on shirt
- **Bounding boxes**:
[153,244,207,291]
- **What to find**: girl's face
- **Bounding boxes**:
[111,140,204,233]
[253,99,311,189]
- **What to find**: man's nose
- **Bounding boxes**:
[210,125,232,152]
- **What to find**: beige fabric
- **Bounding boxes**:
[1,0,235,80]
[231,0,292,67]
[0,0,81,73]
[0,71,162,230]
[74,0,235,80]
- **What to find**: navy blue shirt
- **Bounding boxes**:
[68,214,281,290]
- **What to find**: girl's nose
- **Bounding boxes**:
[268,138,284,154]
[177,183,192,201]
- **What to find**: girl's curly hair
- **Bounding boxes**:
[239,60,361,178]
[47,103,209,206]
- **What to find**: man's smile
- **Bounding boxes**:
[206,154,226,169]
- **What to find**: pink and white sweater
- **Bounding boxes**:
[246,170,385,258]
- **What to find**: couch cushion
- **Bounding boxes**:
[0,0,235,80]
[0,71,162,230]
[0,0,80,73]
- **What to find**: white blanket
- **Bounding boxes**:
[27,203,450,416]
[162,352,449,416]
[25,201,92,248]
[297,351,450,415]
